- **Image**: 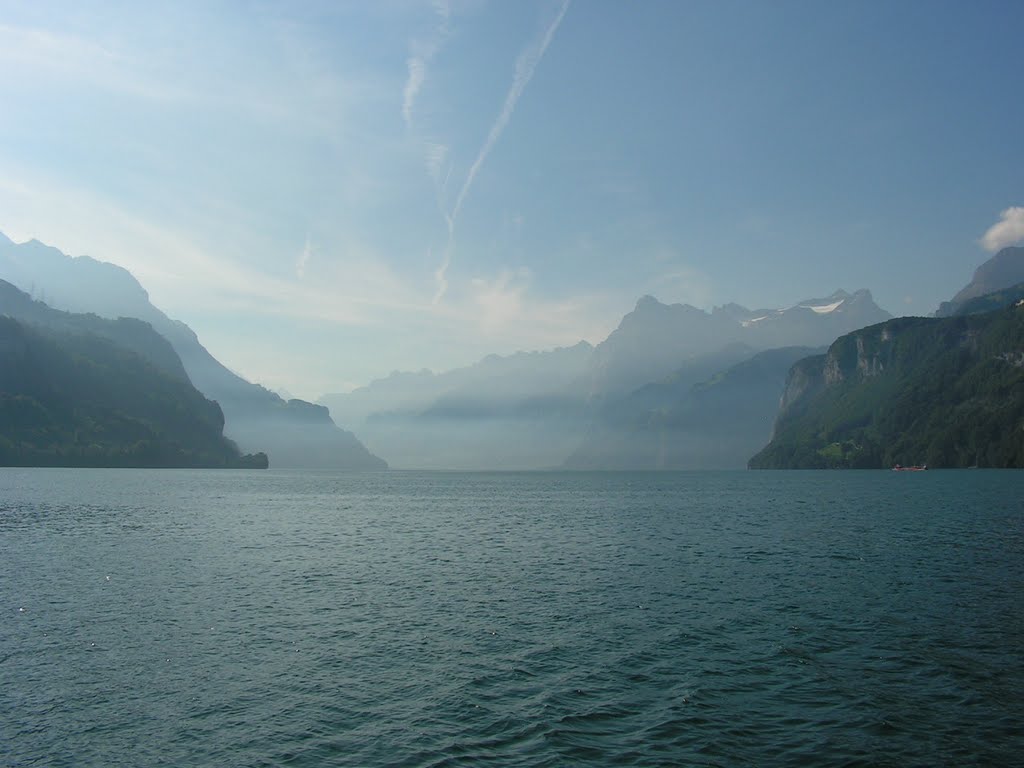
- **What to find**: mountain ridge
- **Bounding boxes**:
[936,246,1024,316]
[0,299,267,468]
[586,290,890,398]
[0,234,386,470]
[749,305,1024,468]
[322,289,889,469]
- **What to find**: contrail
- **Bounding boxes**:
[433,0,571,303]
[403,0,451,129]
[297,232,312,279]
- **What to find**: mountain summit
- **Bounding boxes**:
[587,290,891,397]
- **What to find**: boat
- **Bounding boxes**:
[892,464,927,471]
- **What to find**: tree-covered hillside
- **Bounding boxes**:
[0,242,388,470]
[0,278,189,380]
[749,305,1024,469]
[0,316,267,467]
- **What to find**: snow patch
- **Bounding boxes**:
[802,299,844,314]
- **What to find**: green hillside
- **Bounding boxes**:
[749,305,1024,469]
[0,316,267,468]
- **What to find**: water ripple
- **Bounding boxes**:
[1,469,1022,766]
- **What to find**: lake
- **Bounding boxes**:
[2,469,1022,766]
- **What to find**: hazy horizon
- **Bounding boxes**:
[1,0,1022,398]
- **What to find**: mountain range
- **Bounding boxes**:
[320,343,595,469]
[586,290,889,397]
[0,233,386,470]
[749,246,1024,468]
[0,281,266,468]
[321,290,891,469]
[5,229,1022,471]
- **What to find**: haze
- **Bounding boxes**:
[1,0,1021,399]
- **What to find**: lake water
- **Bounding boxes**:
[2,469,1022,766]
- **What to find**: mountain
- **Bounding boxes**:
[574,342,759,425]
[740,289,892,348]
[320,343,594,469]
[951,282,1024,317]
[749,305,1024,469]
[0,301,267,468]
[587,291,890,397]
[0,234,386,469]
[0,278,189,381]
[936,246,1024,316]
[322,342,593,432]
[586,297,741,397]
[319,290,889,469]
[564,346,822,469]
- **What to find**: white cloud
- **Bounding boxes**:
[980,206,1024,252]
[469,268,528,333]
[446,266,614,349]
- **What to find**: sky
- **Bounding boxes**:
[0,0,1022,399]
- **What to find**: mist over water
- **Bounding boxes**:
[3,469,1022,766]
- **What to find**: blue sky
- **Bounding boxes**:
[1,0,1022,397]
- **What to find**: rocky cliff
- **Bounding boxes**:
[750,307,1024,468]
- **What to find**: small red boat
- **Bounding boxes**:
[892,464,927,471]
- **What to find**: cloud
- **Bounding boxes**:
[433,0,571,302]
[980,206,1024,252]
[0,22,191,104]
[297,234,312,278]
[445,266,616,349]
[402,1,451,129]
[424,141,449,184]
[0,159,618,398]
[0,161,429,330]
[402,54,428,127]
[469,268,528,333]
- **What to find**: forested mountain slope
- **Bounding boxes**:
[749,305,1024,469]
[0,315,267,467]
[0,234,386,469]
